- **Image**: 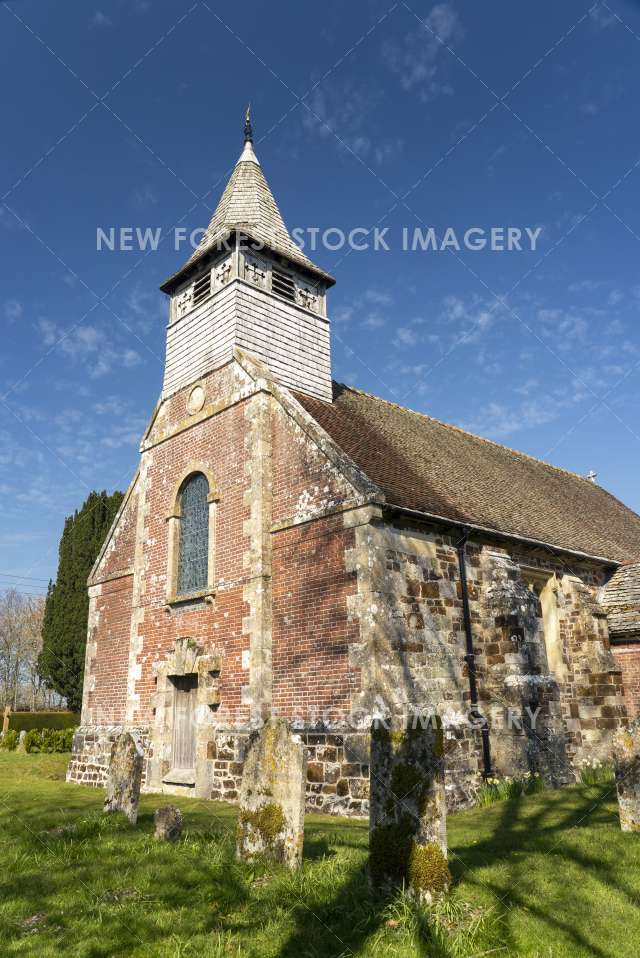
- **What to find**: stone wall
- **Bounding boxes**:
[67,725,151,788]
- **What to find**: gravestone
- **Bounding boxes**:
[612,719,640,832]
[2,706,10,736]
[16,730,27,753]
[154,805,183,841]
[369,715,451,902]
[236,718,307,868]
[103,732,143,825]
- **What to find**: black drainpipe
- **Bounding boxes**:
[456,528,492,779]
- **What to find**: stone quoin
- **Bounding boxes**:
[67,111,640,815]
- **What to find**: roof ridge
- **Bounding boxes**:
[335,382,597,485]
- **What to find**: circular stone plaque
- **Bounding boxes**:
[186,384,205,415]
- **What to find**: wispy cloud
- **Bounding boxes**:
[90,11,112,28]
[384,3,459,100]
[301,83,404,164]
[35,318,142,378]
[580,78,624,116]
[4,299,22,323]
[589,3,618,29]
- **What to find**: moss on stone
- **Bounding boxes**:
[408,842,451,899]
[238,802,286,850]
[369,816,413,885]
[390,763,424,800]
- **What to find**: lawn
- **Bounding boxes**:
[1,754,639,957]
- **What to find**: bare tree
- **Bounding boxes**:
[0,589,47,710]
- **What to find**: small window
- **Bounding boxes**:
[272,268,296,302]
[192,271,211,308]
[177,473,209,596]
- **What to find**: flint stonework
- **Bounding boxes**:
[103,732,143,825]
[613,720,640,832]
[369,716,451,902]
[236,718,307,868]
[154,805,184,841]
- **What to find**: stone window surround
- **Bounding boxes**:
[165,463,219,606]
[520,566,566,679]
[149,637,222,790]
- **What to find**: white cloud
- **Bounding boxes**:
[384,4,459,99]
[364,289,393,306]
[301,83,404,164]
[462,398,560,439]
[580,79,624,116]
[4,299,22,323]
[34,318,141,378]
[396,327,419,347]
[362,312,385,329]
[90,11,112,28]
[589,3,618,28]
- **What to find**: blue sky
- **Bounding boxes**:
[2,0,640,593]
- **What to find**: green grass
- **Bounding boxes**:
[1,754,639,957]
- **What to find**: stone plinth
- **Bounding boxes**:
[369,716,450,902]
[236,718,307,868]
[103,732,143,825]
[613,720,640,832]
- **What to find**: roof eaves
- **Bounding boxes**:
[385,501,621,567]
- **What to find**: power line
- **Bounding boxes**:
[0,571,50,582]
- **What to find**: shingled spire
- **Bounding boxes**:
[161,109,333,292]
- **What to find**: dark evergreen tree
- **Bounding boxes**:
[39,490,123,711]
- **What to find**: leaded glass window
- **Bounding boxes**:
[177,473,209,596]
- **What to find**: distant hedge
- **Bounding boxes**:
[8,712,80,732]
[0,727,74,753]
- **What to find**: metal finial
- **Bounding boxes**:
[244,104,253,143]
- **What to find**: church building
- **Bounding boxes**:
[68,114,640,814]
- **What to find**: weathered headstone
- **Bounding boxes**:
[236,718,307,868]
[16,730,27,753]
[612,719,640,832]
[369,715,451,902]
[103,732,143,825]
[2,706,10,736]
[154,804,183,841]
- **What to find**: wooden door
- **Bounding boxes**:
[171,674,198,770]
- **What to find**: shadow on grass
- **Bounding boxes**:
[451,784,639,958]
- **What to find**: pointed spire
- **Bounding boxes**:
[160,110,335,292]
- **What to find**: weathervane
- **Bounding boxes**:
[244,104,253,143]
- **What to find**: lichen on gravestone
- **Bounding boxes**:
[236,718,307,868]
[612,719,640,832]
[369,715,451,903]
[154,804,183,841]
[103,732,143,825]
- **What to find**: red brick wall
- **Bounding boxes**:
[612,644,640,719]
[272,515,359,722]
[85,362,361,733]
[88,575,133,723]
[133,384,251,726]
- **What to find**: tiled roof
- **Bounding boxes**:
[603,562,640,640]
[162,141,334,291]
[294,383,640,564]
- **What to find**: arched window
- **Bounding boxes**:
[177,472,209,596]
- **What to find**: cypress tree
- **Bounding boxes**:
[39,490,123,712]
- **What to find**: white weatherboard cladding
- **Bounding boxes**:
[163,280,332,401]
